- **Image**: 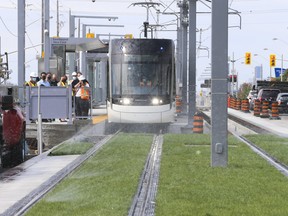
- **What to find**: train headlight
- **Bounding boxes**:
[120,98,131,105]
[152,98,163,105]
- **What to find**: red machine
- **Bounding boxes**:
[0,95,26,168]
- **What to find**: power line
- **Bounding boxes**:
[0,16,17,37]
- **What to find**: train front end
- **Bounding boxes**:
[107,38,175,124]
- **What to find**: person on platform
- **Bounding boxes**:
[37,72,51,87]
[50,73,58,86]
[70,72,79,108]
[25,72,38,87]
[46,72,52,83]
[58,75,68,87]
[74,75,90,118]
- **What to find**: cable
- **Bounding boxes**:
[0,16,17,37]
[25,32,39,54]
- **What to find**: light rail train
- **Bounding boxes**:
[107,38,175,123]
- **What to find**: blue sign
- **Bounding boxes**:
[274,68,286,78]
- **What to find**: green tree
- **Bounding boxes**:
[237,82,252,99]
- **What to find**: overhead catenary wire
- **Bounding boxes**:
[0,16,17,37]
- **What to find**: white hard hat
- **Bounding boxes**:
[30,72,38,77]
[79,75,85,81]
[72,72,77,76]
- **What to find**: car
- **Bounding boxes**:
[276,92,288,113]
[257,88,281,102]
[247,90,258,110]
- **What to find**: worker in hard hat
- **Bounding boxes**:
[70,72,79,109]
[25,72,38,87]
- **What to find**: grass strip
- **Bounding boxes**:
[244,134,288,165]
[156,134,288,216]
[49,142,94,156]
[26,133,152,216]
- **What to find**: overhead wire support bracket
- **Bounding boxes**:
[198,0,242,29]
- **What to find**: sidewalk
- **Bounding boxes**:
[0,152,79,214]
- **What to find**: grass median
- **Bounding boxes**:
[26,133,152,216]
[26,133,288,215]
[156,134,288,216]
[49,142,94,156]
[244,134,288,166]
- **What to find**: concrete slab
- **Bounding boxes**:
[228,108,288,138]
[0,154,79,214]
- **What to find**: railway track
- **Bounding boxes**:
[2,133,117,216]
[202,111,288,178]
[128,133,163,216]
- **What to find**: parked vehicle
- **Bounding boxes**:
[256,88,281,109]
[276,93,288,113]
[247,90,258,110]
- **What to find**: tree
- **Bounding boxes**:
[237,82,252,99]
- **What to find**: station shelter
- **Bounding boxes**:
[43,36,109,106]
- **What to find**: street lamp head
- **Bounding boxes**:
[272,38,278,41]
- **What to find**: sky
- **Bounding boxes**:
[0,0,288,89]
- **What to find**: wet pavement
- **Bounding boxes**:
[0,152,79,214]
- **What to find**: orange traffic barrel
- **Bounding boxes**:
[260,100,270,118]
[241,99,250,113]
[253,99,261,117]
[227,95,231,108]
[193,112,204,134]
[236,99,241,110]
[270,101,281,120]
[175,96,182,114]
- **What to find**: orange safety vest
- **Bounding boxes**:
[80,87,90,100]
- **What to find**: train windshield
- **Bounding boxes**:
[112,54,171,96]
[111,53,172,98]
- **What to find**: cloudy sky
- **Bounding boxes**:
[0,0,287,86]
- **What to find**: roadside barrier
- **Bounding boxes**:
[193,112,204,134]
[236,99,241,110]
[270,101,281,120]
[229,97,235,109]
[175,96,182,114]
[260,100,270,118]
[241,99,250,113]
[228,95,231,108]
[230,97,236,109]
[253,99,261,117]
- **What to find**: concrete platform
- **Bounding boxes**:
[0,109,109,215]
[228,108,288,138]
[0,153,79,214]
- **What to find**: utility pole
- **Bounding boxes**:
[42,0,44,57]
[211,0,228,167]
[231,52,235,96]
[178,0,188,114]
[18,0,25,106]
[188,0,197,126]
[57,0,59,37]
[44,0,50,73]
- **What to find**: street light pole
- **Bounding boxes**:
[231,52,235,96]
[281,54,283,81]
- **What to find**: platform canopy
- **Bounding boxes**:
[51,37,108,53]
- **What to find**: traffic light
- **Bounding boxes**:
[270,54,276,67]
[245,52,251,65]
[229,75,237,82]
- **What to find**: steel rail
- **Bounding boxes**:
[3,133,118,216]
[202,111,288,178]
[233,133,288,178]
[128,133,163,216]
